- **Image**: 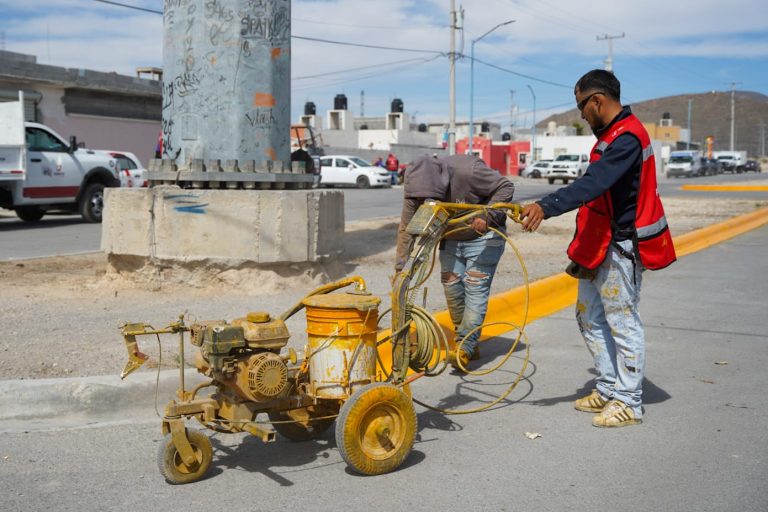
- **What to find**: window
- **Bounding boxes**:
[320,158,333,167]
[25,127,67,152]
[349,157,371,167]
[336,159,350,168]
[115,155,137,170]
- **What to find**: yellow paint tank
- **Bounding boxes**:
[302,293,381,399]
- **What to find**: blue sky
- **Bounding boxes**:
[2,0,767,129]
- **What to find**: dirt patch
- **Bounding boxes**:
[0,197,764,380]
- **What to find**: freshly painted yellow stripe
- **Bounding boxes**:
[681,184,768,192]
[376,206,768,373]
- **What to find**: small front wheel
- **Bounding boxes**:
[356,175,371,189]
[157,428,213,484]
[336,382,417,476]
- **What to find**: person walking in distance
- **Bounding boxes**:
[521,70,676,427]
[396,154,515,370]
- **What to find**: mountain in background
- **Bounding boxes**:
[539,91,768,157]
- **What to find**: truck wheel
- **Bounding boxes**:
[547,178,555,185]
[15,206,45,222]
[80,183,105,223]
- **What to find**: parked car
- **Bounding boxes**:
[547,154,589,184]
[744,160,762,173]
[699,157,717,176]
[108,151,147,188]
[706,158,723,175]
[318,155,392,188]
[666,150,703,178]
[521,160,552,179]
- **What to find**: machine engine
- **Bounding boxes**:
[191,312,293,402]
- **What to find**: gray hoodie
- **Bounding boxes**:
[395,154,515,269]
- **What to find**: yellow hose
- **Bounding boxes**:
[392,205,532,415]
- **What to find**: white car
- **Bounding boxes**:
[108,151,147,188]
[318,155,392,188]
[521,160,552,179]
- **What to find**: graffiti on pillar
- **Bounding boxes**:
[163,0,290,164]
[240,5,290,44]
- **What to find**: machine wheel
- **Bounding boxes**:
[547,178,554,184]
[157,428,213,485]
[336,382,416,476]
[268,407,336,441]
[79,183,105,223]
[15,206,45,222]
[356,175,370,189]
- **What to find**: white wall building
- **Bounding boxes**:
[534,135,665,174]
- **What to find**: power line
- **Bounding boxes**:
[291,55,442,92]
[91,0,162,15]
[294,17,434,31]
[470,56,571,89]
[291,35,443,55]
[294,56,436,80]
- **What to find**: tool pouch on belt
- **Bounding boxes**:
[565,261,598,280]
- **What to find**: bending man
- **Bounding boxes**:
[396,154,515,370]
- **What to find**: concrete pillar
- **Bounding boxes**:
[155,0,309,188]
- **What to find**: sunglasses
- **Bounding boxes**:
[577,91,605,112]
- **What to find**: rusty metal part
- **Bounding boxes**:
[242,422,277,443]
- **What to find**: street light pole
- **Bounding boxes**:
[469,20,514,155]
[527,84,536,163]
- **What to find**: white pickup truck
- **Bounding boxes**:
[547,153,590,184]
[0,92,121,222]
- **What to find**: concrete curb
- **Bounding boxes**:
[3,207,768,430]
[0,369,205,432]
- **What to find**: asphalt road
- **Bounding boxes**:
[1,172,766,261]
[1,222,766,512]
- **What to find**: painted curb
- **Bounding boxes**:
[680,184,768,192]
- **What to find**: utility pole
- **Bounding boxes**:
[759,121,766,157]
[510,89,516,139]
[527,84,536,162]
[448,0,458,155]
[687,99,692,150]
[596,33,625,72]
[360,90,365,118]
[729,82,740,151]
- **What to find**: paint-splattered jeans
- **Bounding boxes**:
[576,240,645,417]
[439,231,505,358]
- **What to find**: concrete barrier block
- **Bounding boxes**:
[102,188,344,264]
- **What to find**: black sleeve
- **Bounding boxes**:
[538,134,642,218]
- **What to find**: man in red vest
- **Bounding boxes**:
[521,70,676,428]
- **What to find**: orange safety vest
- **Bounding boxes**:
[567,114,677,270]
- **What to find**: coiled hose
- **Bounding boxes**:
[384,206,532,415]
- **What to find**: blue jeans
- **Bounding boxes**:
[439,231,505,357]
[575,240,645,417]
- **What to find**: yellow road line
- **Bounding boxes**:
[681,184,768,192]
[376,207,768,373]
